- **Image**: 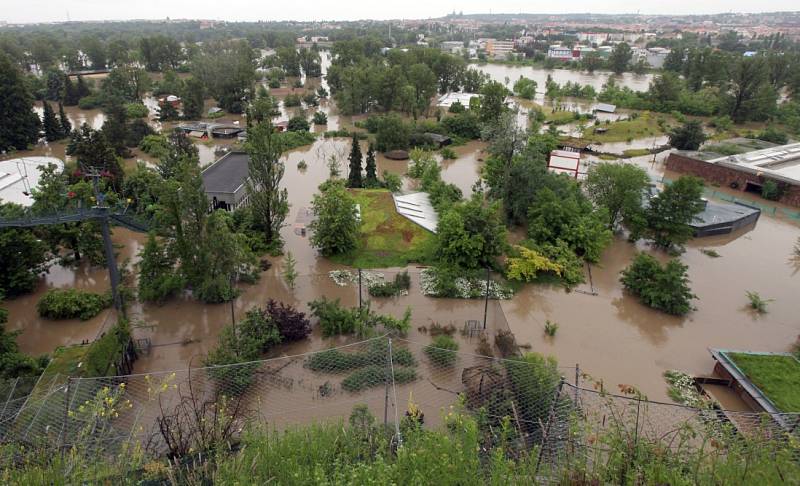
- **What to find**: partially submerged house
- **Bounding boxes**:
[201,152,251,211]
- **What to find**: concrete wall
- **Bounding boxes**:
[666,153,800,207]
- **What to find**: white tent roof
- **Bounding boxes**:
[392,192,438,233]
[0,156,64,207]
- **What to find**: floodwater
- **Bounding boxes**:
[475,63,654,105]
[3,57,799,410]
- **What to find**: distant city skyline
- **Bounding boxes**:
[3,0,800,24]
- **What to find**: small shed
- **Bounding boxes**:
[548,150,582,179]
[208,107,223,116]
[385,150,410,160]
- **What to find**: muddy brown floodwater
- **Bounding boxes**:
[3,58,799,409]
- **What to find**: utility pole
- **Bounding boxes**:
[482,266,490,330]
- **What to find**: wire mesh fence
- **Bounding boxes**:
[1,335,798,478]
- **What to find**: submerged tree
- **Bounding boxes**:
[641,176,705,250]
[0,53,41,151]
[137,232,183,303]
[41,101,62,142]
[309,180,360,256]
[58,102,72,137]
[668,120,706,151]
[585,163,650,229]
[245,121,289,249]
[621,253,696,315]
[347,134,363,188]
[364,143,378,187]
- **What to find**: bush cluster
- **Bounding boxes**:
[36,289,110,321]
[368,271,411,297]
[424,335,459,367]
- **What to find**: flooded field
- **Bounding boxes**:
[3,59,799,408]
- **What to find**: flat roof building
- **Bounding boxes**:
[666,141,800,207]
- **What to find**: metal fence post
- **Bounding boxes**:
[535,378,565,477]
[384,336,390,427]
[634,395,641,449]
[574,364,579,406]
[358,268,363,310]
[58,377,72,449]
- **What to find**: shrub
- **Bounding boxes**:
[745,291,772,314]
[620,253,696,315]
[265,299,311,341]
[442,111,481,139]
[312,111,328,125]
[761,180,782,201]
[283,94,302,107]
[278,130,316,150]
[268,79,280,89]
[125,103,149,118]
[307,339,416,372]
[381,171,402,193]
[287,115,310,132]
[544,320,559,337]
[36,289,110,320]
[78,94,104,110]
[757,127,788,145]
[368,271,411,297]
[495,329,518,358]
[424,335,459,367]
[83,320,131,377]
[448,101,465,113]
[309,297,364,337]
[428,323,456,336]
[342,365,416,392]
[297,160,308,170]
[440,147,457,160]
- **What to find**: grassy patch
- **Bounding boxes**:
[727,353,800,412]
[43,345,91,378]
[330,189,435,268]
[582,112,666,143]
[545,109,579,125]
[622,148,652,158]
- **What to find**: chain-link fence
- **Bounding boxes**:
[1,335,798,479]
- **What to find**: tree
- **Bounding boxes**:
[0,53,41,151]
[347,134,363,188]
[364,143,378,187]
[727,56,771,122]
[512,77,537,99]
[436,195,507,269]
[642,176,705,250]
[67,123,123,185]
[309,180,360,256]
[181,77,205,120]
[58,102,72,137]
[0,205,49,297]
[580,52,603,73]
[609,43,633,74]
[137,232,183,303]
[245,121,289,249]
[157,101,180,122]
[668,120,706,150]
[62,75,79,106]
[102,98,131,157]
[286,115,310,132]
[620,253,696,315]
[157,130,199,180]
[585,163,650,229]
[41,101,62,142]
[283,252,298,290]
[527,187,612,263]
[374,114,410,152]
[407,63,438,117]
[479,81,507,125]
[192,40,255,113]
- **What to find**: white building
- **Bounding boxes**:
[440,41,465,54]
[437,92,480,109]
[547,45,573,60]
[0,157,64,207]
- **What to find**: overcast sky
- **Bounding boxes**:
[3,0,799,24]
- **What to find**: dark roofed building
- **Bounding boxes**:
[201,151,251,211]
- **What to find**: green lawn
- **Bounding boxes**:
[331,189,435,268]
[727,352,800,413]
[582,112,668,143]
